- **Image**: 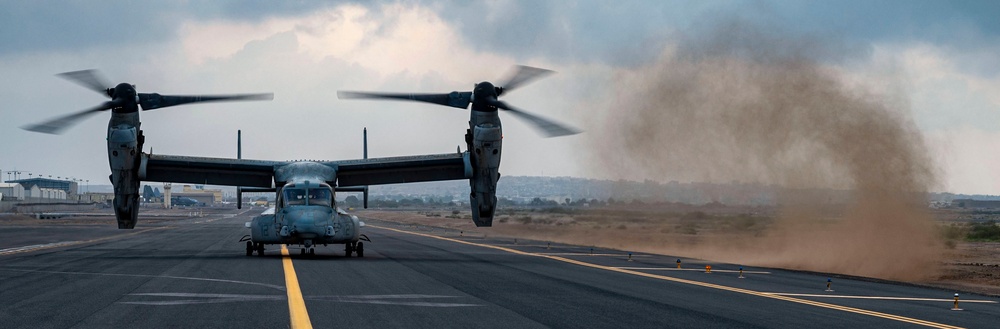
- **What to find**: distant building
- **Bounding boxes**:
[31,188,66,200]
[78,192,114,203]
[0,183,25,200]
[182,185,222,203]
[951,199,1000,209]
[8,178,78,199]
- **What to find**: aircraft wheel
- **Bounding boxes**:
[345,242,354,257]
[309,248,315,256]
[300,248,305,255]
[245,241,253,256]
[256,243,265,256]
[356,242,364,258]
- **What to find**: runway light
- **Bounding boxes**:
[738,266,745,279]
[952,293,962,311]
[825,278,834,292]
[590,247,594,255]
[705,265,712,274]
[677,259,682,269]
[547,242,550,250]
[460,231,463,237]
[628,252,633,262]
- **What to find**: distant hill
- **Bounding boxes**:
[81,177,1000,206]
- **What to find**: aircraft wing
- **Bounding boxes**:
[139,153,281,188]
[326,152,470,186]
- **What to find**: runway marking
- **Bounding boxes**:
[281,245,313,329]
[0,268,286,291]
[0,227,168,256]
[762,293,998,304]
[0,241,81,255]
[373,225,965,329]
[308,294,481,307]
[121,293,481,307]
[615,267,771,274]
[122,293,284,305]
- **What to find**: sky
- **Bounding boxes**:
[1,0,999,194]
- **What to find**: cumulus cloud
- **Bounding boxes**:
[1,0,999,195]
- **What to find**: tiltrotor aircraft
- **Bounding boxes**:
[23,67,578,257]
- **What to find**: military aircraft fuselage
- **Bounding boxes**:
[247,175,361,250]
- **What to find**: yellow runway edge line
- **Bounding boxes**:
[763,293,997,304]
[372,225,965,329]
[281,245,313,329]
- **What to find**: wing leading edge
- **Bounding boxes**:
[326,152,470,186]
[139,154,280,188]
[139,152,471,188]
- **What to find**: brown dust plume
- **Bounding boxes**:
[587,22,943,281]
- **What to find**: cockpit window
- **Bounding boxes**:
[284,188,307,206]
[282,187,332,207]
[308,188,332,207]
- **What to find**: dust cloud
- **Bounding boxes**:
[587,21,943,281]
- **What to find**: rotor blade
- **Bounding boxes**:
[21,101,115,134]
[499,65,554,93]
[138,93,273,111]
[57,70,112,97]
[338,91,472,109]
[491,100,580,138]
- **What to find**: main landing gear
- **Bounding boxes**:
[300,247,315,256]
[345,241,364,258]
[245,241,265,256]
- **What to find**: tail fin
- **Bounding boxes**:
[335,128,370,208]
[236,130,243,209]
[362,127,368,208]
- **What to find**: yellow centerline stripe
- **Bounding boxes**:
[281,245,313,329]
[372,225,964,329]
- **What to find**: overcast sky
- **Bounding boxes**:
[1,0,999,194]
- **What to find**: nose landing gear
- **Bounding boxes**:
[298,247,316,256]
[241,236,265,256]
[345,241,365,258]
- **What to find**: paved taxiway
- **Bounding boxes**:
[1,209,997,328]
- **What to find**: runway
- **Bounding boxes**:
[1,209,997,328]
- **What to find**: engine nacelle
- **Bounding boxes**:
[108,124,141,229]
[469,124,501,227]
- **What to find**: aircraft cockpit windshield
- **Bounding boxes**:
[308,188,332,207]
[282,186,332,207]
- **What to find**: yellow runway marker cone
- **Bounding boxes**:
[952,293,962,311]
[676,259,682,269]
[705,265,712,274]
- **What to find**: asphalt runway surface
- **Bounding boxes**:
[1,209,997,328]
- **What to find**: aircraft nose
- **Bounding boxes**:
[287,208,331,237]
